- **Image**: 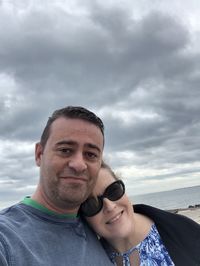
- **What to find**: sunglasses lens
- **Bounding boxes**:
[105,180,125,201]
[81,197,102,217]
[80,180,125,217]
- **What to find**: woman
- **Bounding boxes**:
[80,162,200,266]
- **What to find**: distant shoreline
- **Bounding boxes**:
[168,204,200,213]
[168,205,200,224]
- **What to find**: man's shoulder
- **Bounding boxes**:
[0,203,24,225]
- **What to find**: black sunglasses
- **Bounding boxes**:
[80,180,125,217]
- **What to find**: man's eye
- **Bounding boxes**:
[85,152,98,160]
[59,148,72,154]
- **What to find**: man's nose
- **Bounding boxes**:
[103,198,117,212]
[68,153,87,173]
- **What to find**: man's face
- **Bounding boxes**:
[35,117,104,212]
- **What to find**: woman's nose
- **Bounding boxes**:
[103,198,117,212]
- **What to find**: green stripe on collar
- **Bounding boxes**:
[21,197,78,218]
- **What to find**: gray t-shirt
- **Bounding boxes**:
[0,203,113,266]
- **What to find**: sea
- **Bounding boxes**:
[129,185,200,210]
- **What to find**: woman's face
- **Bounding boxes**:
[86,168,134,242]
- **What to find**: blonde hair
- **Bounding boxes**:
[101,161,119,181]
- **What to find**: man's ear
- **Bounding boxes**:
[35,142,43,166]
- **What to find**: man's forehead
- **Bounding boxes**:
[49,118,104,148]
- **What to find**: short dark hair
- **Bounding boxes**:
[40,106,104,148]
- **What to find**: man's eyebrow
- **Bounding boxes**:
[55,141,101,153]
[85,143,101,153]
[55,140,76,146]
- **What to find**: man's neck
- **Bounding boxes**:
[31,189,79,215]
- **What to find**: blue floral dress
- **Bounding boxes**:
[109,224,174,266]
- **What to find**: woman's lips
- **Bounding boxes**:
[106,211,123,224]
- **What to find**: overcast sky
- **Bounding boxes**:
[1,0,200,209]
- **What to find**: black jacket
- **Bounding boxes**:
[134,204,200,266]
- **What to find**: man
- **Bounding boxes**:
[0,106,113,265]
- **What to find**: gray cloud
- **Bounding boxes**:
[0,0,200,207]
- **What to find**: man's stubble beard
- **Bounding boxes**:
[46,178,92,209]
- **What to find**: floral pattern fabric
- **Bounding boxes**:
[109,224,174,266]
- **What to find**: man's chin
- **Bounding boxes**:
[59,193,88,207]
